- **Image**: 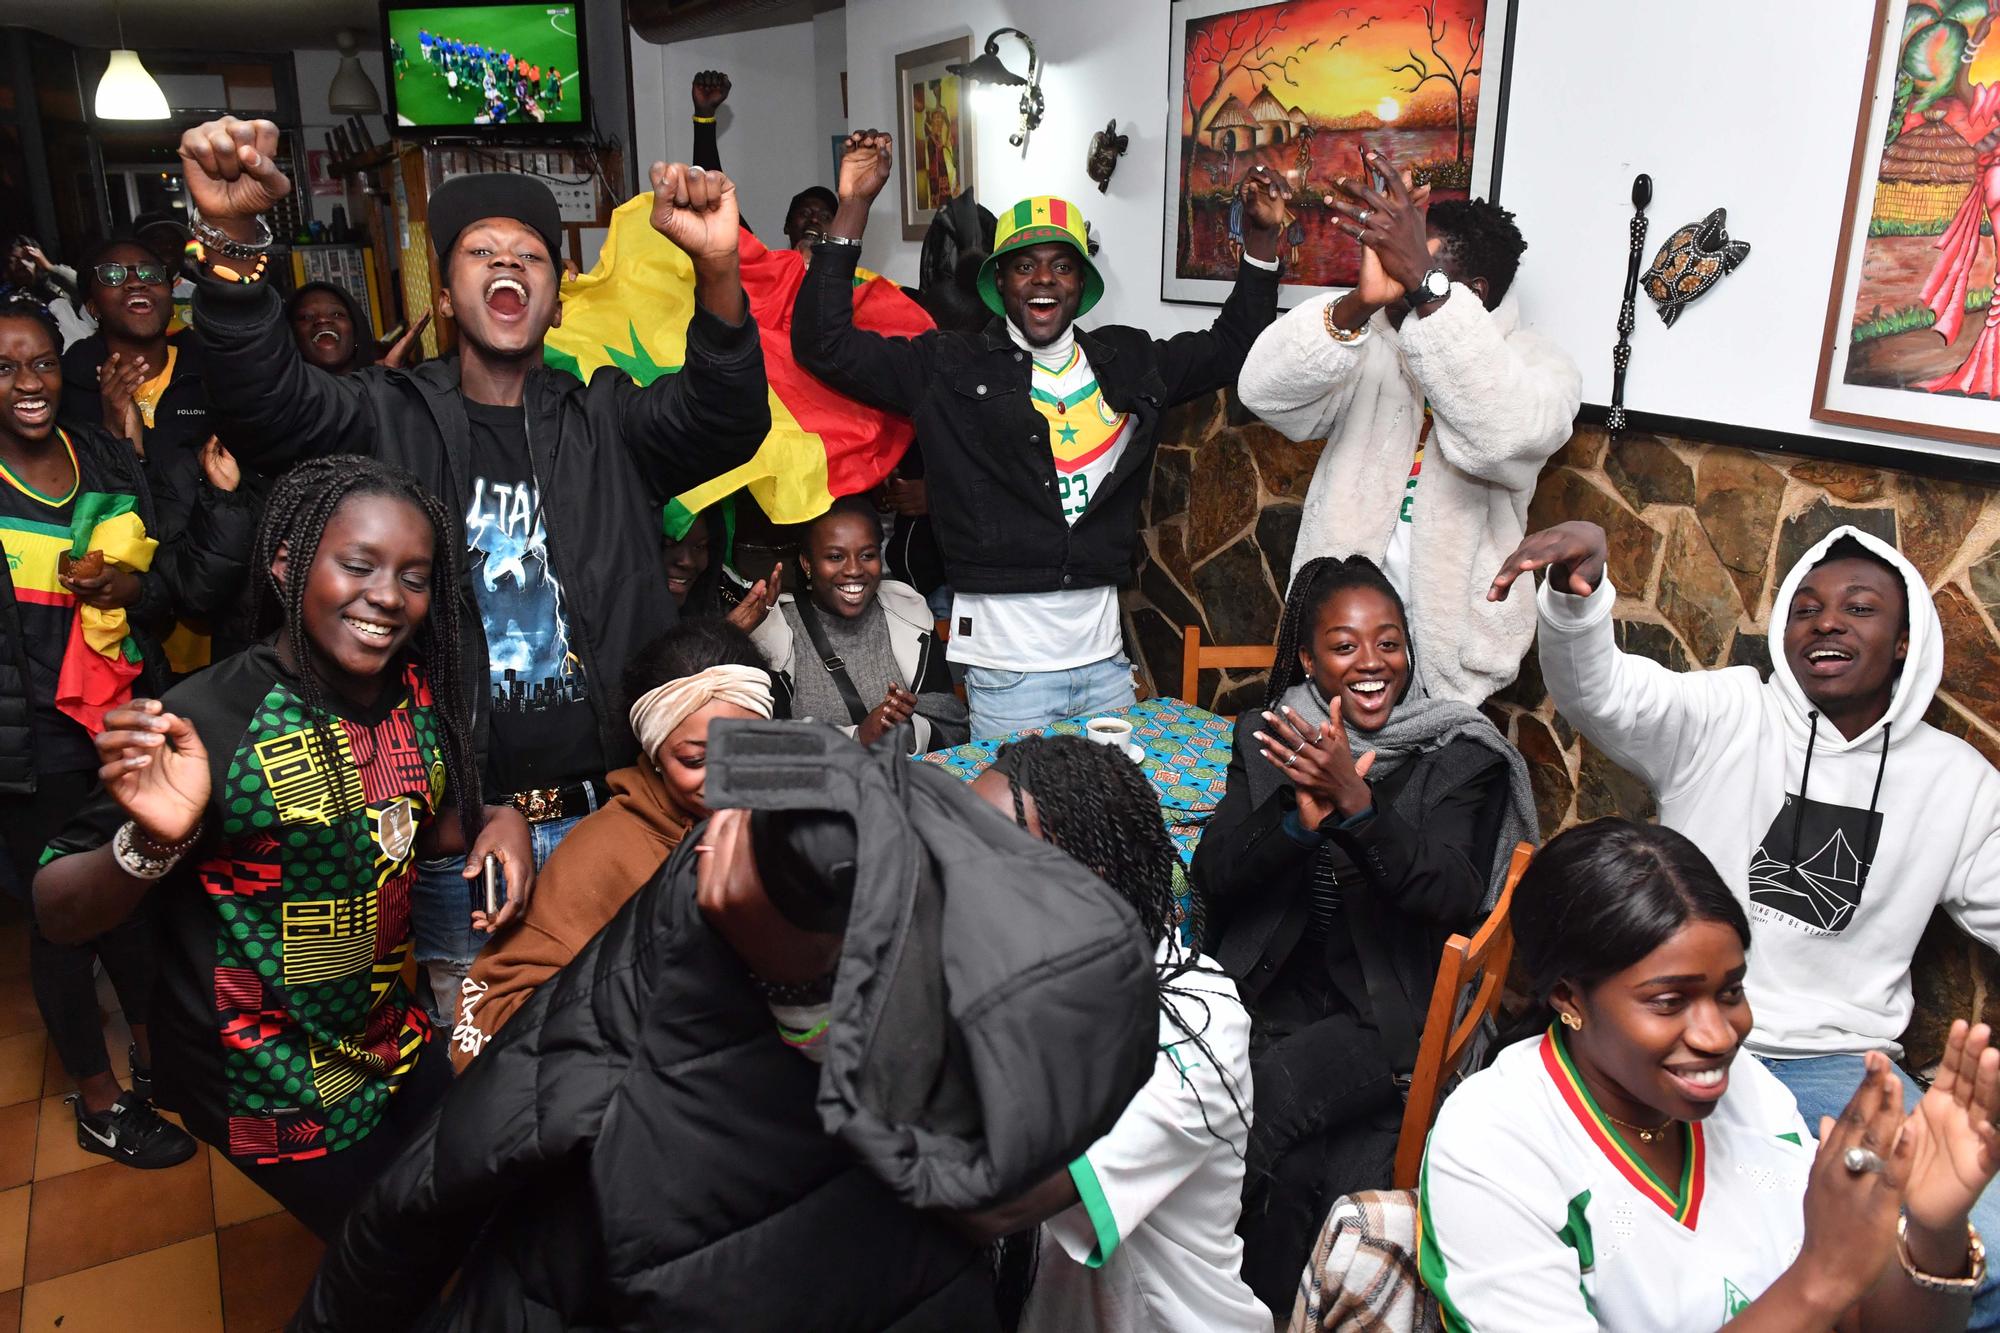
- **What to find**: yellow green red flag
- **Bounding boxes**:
[543,193,934,530]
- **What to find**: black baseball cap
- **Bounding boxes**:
[429,173,564,263]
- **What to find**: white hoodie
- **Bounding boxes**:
[1538,526,2000,1059]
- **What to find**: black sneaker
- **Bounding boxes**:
[71,1092,197,1169]
[128,1042,152,1104]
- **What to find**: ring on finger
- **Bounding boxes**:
[1284,753,1299,768]
[1356,209,1371,225]
[1843,1146,1886,1174]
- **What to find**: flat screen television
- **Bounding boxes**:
[380,0,588,132]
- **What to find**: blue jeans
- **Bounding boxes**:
[963,654,1138,741]
[1761,1052,2000,1329]
[411,813,583,1024]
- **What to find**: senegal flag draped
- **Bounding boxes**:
[54,490,157,734]
[544,194,934,528]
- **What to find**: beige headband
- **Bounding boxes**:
[629,664,774,763]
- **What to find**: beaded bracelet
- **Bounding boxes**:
[1322,301,1370,345]
[778,1017,830,1050]
[185,238,270,286]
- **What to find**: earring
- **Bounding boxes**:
[1559,1012,1583,1031]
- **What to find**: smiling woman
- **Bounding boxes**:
[1190,553,1539,1315]
[31,456,534,1239]
[749,496,967,754]
[1418,820,2000,1332]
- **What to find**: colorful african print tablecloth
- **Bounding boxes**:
[914,696,1235,863]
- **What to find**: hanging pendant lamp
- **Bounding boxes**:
[95,2,170,121]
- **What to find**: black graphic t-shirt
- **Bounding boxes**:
[461,400,604,791]
[1747,792,1884,937]
[45,646,438,1162]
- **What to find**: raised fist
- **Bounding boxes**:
[176,117,292,236]
[692,70,731,117]
[837,130,894,207]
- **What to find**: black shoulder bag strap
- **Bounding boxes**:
[791,596,872,727]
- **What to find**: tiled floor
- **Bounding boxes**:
[0,914,324,1333]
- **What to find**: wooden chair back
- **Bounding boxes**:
[1392,840,1536,1190]
[1180,625,1277,712]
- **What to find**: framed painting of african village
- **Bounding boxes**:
[1163,0,1514,305]
[1816,0,2000,449]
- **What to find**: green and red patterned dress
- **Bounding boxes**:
[48,643,443,1164]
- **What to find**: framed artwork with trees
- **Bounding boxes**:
[1162,0,1516,305]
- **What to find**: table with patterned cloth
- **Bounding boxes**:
[914,696,1235,863]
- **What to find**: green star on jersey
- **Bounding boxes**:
[1058,421,1079,446]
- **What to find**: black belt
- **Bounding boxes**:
[505,777,607,825]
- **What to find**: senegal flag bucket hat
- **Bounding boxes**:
[976,195,1104,318]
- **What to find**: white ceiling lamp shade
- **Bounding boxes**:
[328,28,382,115]
[96,49,170,119]
[95,0,169,121]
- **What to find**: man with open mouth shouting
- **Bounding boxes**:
[175,115,771,1023]
[58,238,226,555]
[795,129,1287,738]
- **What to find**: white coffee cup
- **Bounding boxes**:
[1085,716,1134,748]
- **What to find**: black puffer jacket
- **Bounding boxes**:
[192,277,771,776]
[292,723,1159,1332]
[0,423,254,794]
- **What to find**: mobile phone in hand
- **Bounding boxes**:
[481,853,506,918]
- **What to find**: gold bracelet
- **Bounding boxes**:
[1322,301,1369,344]
[1897,1214,1986,1292]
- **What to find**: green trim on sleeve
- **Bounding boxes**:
[1418,1152,1474,1332]
[1067,1155,1120,1269]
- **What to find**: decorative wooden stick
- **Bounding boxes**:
[1608,173,1652,435]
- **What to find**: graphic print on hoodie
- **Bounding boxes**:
[1747,796,1883,936]
[1535,525,2000,1060]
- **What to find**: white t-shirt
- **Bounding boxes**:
[1379,423,1426,611]
[1021,943,1266,1333]
[950,337,1132,672]
[1419,1029,1815,1332]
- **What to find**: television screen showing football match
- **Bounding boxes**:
[385,3,584,129]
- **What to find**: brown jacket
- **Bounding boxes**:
[449,764,691,1070]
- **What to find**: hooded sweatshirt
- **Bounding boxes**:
[449,763,691,1070]
[1537,525,2000,1060]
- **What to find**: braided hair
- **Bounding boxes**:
[249,457,483,843]
[1265,554,1413,712]
[987,735,1244,1114]
[0,296,63,356]
[985,735,1249,1325]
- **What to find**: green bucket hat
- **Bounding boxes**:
[975,195,1105,318]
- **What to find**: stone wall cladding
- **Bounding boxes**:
[1124,399,2000,1065]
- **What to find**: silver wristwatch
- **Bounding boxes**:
[112,820,200,880]
[188,206,274,259]
[1405,267,1451,310]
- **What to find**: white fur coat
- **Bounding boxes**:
[1238,285,1581,704]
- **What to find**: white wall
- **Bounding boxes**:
[845,0,1215,335]
[629,17,841,241]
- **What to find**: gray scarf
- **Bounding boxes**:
[1260,680,1540,910]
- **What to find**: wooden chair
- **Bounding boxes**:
[1179,626,1276,711]
[1392,840,1536,1190]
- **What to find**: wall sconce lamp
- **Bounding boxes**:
[949,27,1043,152]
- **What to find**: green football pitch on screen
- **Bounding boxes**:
[388,5,583,127]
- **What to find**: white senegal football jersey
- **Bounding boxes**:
[1418,1028,1815,1332]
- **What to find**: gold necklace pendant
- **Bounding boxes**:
[1606,1111,1674,1144]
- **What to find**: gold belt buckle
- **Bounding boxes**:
[514,787,561,823]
